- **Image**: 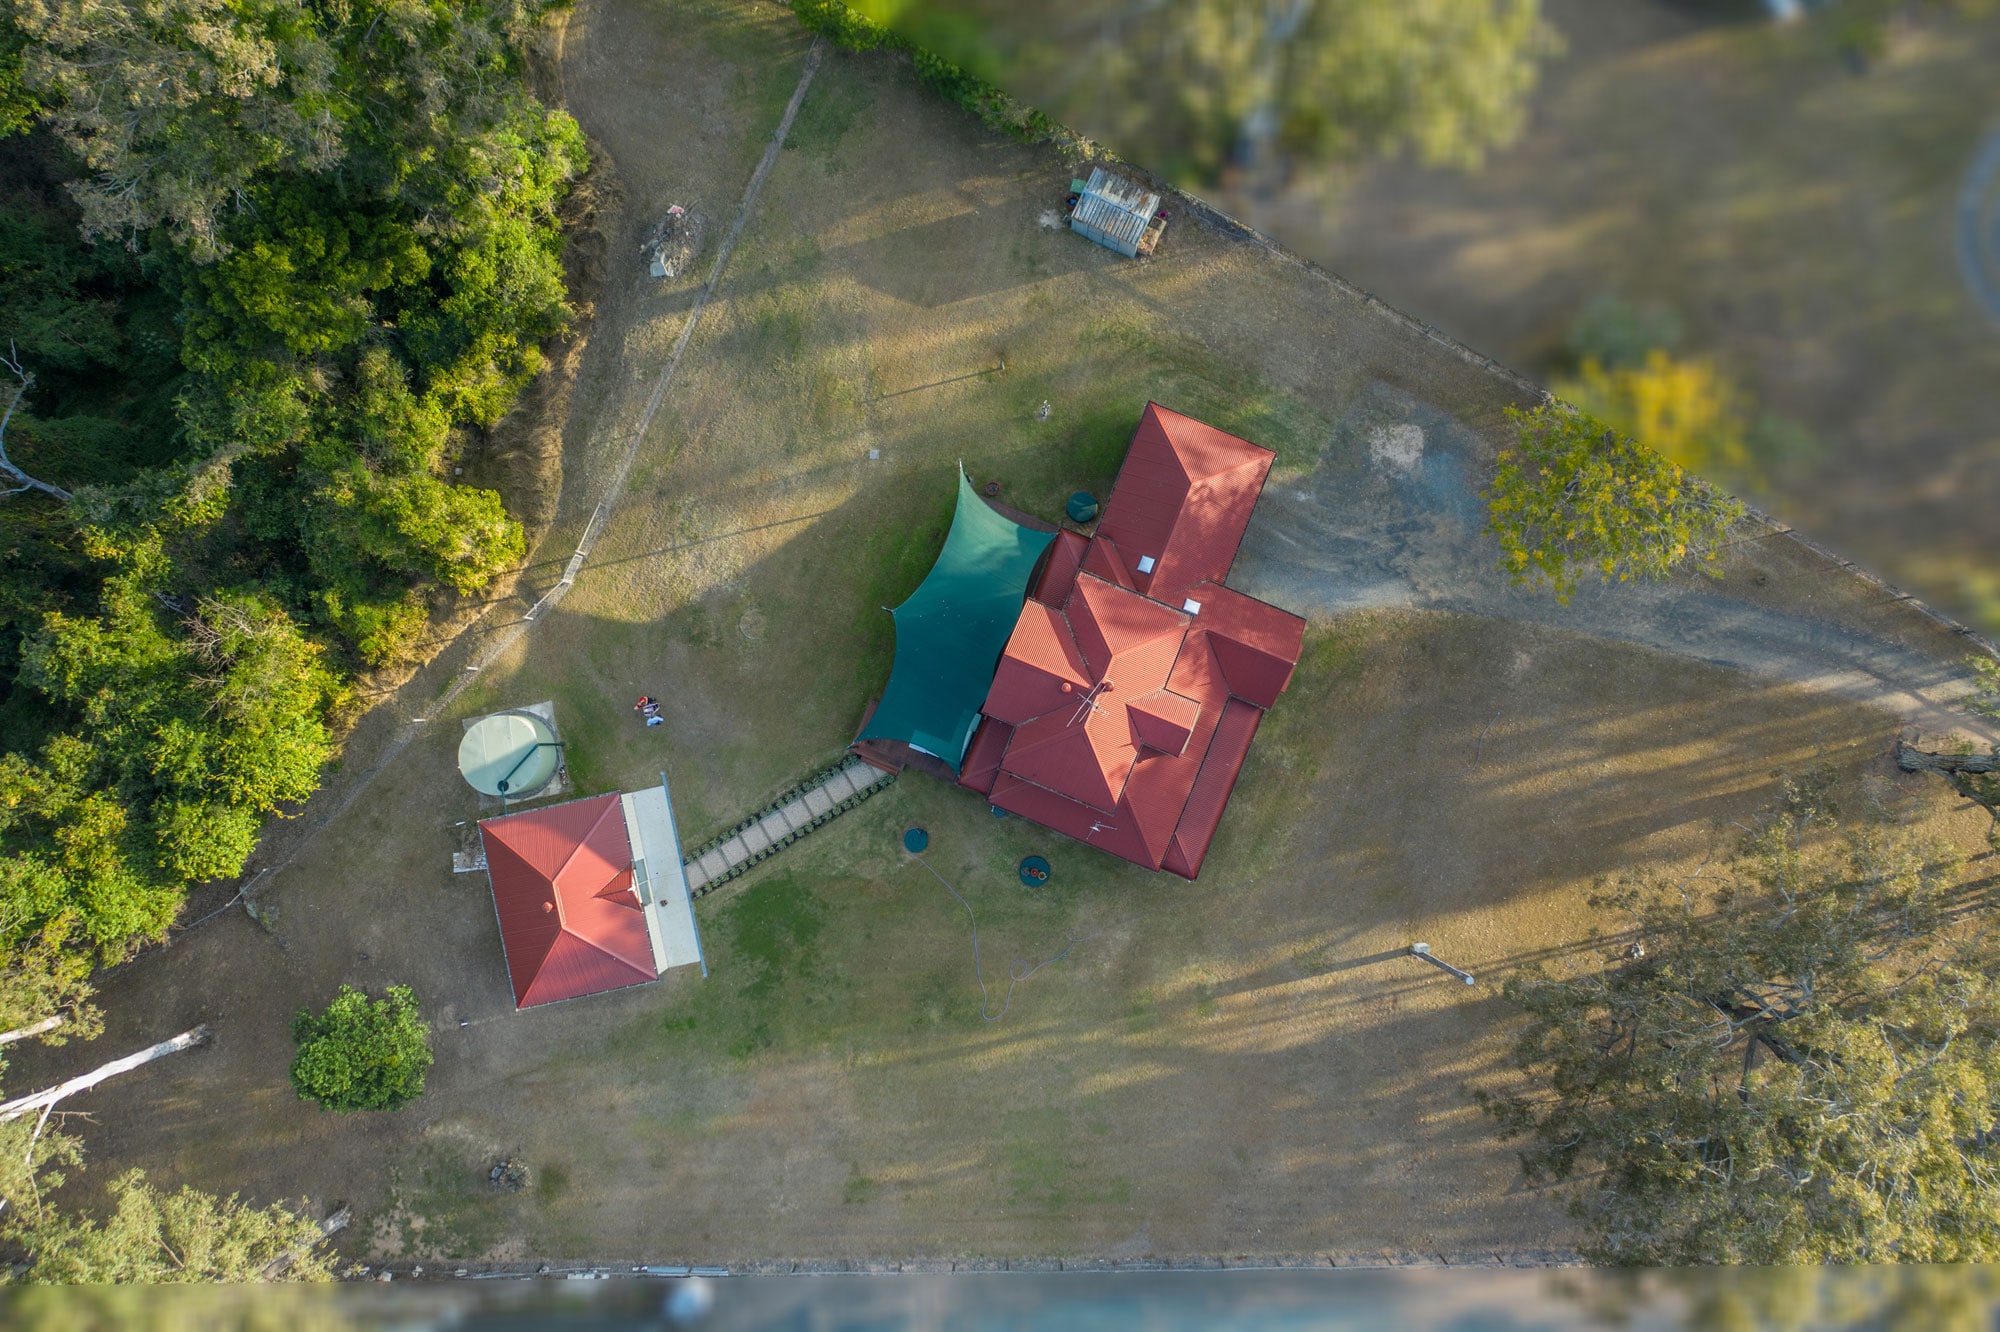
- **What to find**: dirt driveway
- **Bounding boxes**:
[1234,380,2000,747]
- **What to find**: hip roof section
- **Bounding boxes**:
[479,793,659,1008]
[1094,403,1277,604]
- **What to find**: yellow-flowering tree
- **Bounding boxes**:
[1484,402,1744,604]
[1558,349,1751,479]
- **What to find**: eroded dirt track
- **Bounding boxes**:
[1234,381,1999,746]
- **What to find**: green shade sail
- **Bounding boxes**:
[861,468,1055,769]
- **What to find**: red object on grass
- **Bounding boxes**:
[960,403,1304,880]
[478,794,656,1008]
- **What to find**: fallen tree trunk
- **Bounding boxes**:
[0,1016,64,1047]
[0,1025,211,1122]
[259,1203,351,1280]
[1898,742,1999,776]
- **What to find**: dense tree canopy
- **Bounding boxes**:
[1485,781,2000,1263]
[1484,401,1745,604]
[0,0,582,1002]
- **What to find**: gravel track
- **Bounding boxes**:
[1232,382,2000,745]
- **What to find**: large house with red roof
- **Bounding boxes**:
[957,403,1305,879]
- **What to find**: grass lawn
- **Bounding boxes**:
[13,0,1993,1267]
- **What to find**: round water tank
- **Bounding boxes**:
[458,711,561,798]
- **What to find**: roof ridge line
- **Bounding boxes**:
[546,798,627,903]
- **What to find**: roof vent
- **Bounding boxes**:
[1137,555,1157,574]
[1182,598,1202,615]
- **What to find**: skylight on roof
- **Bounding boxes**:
[1183,598,1202,615]
[1137,555,1156,574]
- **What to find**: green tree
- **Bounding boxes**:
[289,984,431,1112]
[4,542,341,957]
[1971,654,2000,720]
[1,0,578,976]
[1483,784,2000,1263]
[1893,657,2000,845]
[1484,401,1744,604]
[14,0,343,259]
[839,0,1559,182]
[11,1167,333,1281]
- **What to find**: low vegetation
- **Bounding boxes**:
[290,985,432,1114]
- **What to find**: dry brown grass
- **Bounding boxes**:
[12,0,1995,1267]
[1284,1,2000,629]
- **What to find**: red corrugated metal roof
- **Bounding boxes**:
[1003,704,1133,812]
[985,602,1093,725]
[1068,573,1185,678]
[1186,581,1307,709]
[1129,688,1200,755]
[1031,530,1088,606]
[1163,699,1262,878]
[479,794,658,1008]
[1081,534,1135,589]
[967,405,1304,880]
[1096,403,1275,603]
[958,717,1012,796]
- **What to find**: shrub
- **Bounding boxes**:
[289,984,433,1113]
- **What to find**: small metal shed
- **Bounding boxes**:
[1069,167,1163,259]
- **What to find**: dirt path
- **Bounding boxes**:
[1232,381,2000,745]
[228,36,828,901]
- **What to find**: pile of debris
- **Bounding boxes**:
[644,204,707,280]
[488,1158,530,1192]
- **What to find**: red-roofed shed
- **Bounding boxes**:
[480,794,659,1008]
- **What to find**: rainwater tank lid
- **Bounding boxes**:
[458,711,560,797]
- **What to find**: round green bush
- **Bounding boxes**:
[289,984,433,1112]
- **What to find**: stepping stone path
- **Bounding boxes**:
[682,757,896,893]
